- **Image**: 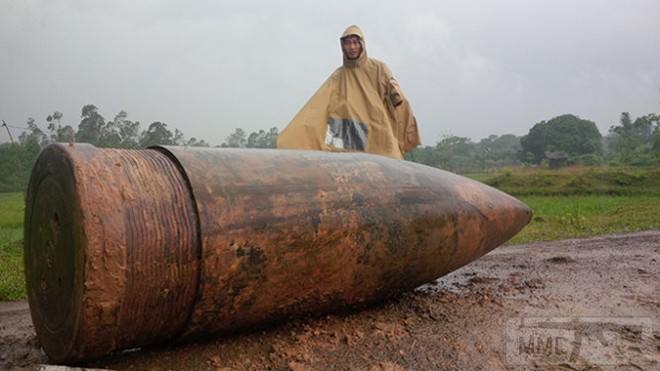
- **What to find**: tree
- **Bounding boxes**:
[0,103,245,192]
[607,112,659,165]
[404,145,438,167]
[139,121,175,147]
[76,104,105,145]
[405,133,522,172]
[476,134,521,169]
[113,111,141,148]
[46,111,66,142]
[520,114,602,164]
[18,118,48,147]
[173,128,186,146]
[99,111,123,148]
[99,110,141,148]
[222,128,247,148]
[186,137,210,147]
[264,127,279,148]
[54,125,76,143]
[434,135,477,172]
[245,127,279,148]
[652,130,660,161]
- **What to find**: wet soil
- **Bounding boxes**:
[2,231,659,370]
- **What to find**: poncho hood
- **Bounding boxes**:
[341,25,368,68]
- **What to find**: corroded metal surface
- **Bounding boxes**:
[24,144,199,362]
[24,144,531,363]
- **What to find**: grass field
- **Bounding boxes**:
[1,165,660,300]
[467,165,660,196]
[507,195,660,244]
[0,192,25,301]
[465,166,660,244]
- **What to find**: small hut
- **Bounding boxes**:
[544,151,569,169]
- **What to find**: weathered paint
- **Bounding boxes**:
[24,144,531,363]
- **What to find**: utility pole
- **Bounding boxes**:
[2,120,15,144]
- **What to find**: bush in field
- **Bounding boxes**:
[576,153,603,166]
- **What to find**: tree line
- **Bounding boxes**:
[11,104,279,149]
[0,104,278,192]
[1,105,659,192]
[406,112,660,172]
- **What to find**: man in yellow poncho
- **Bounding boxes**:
[277,25,421,159]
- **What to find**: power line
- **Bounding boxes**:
[3,123,30,130]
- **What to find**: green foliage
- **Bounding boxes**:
[477,134,522,169]
[606,112,660,165]
[520,114,603,164]
[18,118,48,147]
[221,128,247,148]
[407,114,640,173]
[139,121,177,147]
[0,193,25,300]
[3,106,658,194]
[575,153,603,166]
[433,135,474,172]
[46,111,75,143]
[0,143,40,193]
[185,137,210,147]
[404,134,522,173]
[100,110,141,148]
[0,104,280,192]
[247,127,279,148]
[75,104,105,144]
[221,127,279,148]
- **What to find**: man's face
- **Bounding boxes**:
[342,35,362,60]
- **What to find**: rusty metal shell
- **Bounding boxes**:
[24,144,531,363]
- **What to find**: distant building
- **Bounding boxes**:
[544,151,569,169]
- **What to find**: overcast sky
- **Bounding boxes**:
[1,0,659,145]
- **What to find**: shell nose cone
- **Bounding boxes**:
[453,178,532,249]
[496,195,532,242]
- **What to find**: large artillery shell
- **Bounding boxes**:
[24,144,531,363]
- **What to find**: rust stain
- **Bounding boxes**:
[24,144,531,363]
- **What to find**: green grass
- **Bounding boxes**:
[0,192,25,301]
[507,195,660,245]
[472,165,660,196]
[465,166,660,245]
[0,192,24,228]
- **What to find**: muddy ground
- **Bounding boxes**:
[2,231,659,370]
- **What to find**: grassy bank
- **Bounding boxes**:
[2,165,660,300]
[464,166,660,244]
[0,192,24,301]
[464,165,660,244]
[507,195,660,244]
[469,165,660,196]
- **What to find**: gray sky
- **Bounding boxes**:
[1,0,659,145]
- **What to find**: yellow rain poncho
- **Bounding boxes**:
[277,25,421,159]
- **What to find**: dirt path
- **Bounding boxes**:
[2,231,659,370]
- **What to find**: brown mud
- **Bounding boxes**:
[2,231,659,370]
